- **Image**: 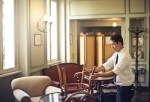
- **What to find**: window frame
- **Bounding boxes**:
[0,0,18,75]
[47,0,60,65]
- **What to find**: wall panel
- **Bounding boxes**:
[129,0,146,13]
[29,0,46,68]
[69,0,126,16]
[80,33,95,69]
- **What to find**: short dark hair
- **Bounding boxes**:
[110,34,123,45]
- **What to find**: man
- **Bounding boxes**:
[89,34,134,102]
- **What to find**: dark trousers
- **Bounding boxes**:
[116,85,134,102]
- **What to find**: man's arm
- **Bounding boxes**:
[95,65,106,72]
[85,65,106,73]
[90,70,116,80]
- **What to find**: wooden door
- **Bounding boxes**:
[96,32,115,66]
[104,32,115,62]
[96,32,104,66]
[80,32,95,69]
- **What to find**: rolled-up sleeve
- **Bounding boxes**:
[103,54,115,70]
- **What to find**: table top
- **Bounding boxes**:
[40,92,64,102]
[84,75,114,81]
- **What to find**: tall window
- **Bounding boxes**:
[0,0,17,74]
[47,0,59,64]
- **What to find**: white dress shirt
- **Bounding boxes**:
[103,48,134,86]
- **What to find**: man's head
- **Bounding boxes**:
[110,34,124,52]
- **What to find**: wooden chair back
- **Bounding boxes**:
[88,66,96,94]
[57,64,89,97]
[57,64,63,87]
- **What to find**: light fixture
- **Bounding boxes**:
[37,15,52,33]
[44,14,49,22]
[44,14,52,23]
[112,22,117,27]
[37,18,47,33]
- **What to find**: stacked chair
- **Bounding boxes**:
[57,64,96,102]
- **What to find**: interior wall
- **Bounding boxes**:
[17,0,47,76]
[29,0,46,71]
[68,0,149,87]
[70,20,78,63]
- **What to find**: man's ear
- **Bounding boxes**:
[118,42,122,45]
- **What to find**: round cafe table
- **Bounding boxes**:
[40,92,64,102]
[84,75,114,102]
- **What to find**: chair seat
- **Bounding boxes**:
[57,64,91,97]
[45,86,61,94]
[62,83,89,93]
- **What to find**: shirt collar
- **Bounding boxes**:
[117,47,125,55]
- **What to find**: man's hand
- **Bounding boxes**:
[84,68,92,73]
[89,73,99,80]
[81,68,91,76]
[86,68,92,73]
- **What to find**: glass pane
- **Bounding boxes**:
[50,1,58,60]
[129,18,146,61]
[2,0,15,69]
[47,28,50,61]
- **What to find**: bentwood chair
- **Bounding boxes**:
[74,65,97,94]
[74,64,89,84]
[57,64,90,97]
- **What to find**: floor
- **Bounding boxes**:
[100,86,150,102]
[132,91,150,102]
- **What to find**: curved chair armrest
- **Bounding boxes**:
[74,72,83,83]
[45,86,61,94]
[61,82,89,94]
[74,71,89,83]
[13,89,31,102]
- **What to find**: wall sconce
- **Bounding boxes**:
[44,14,49,22]
[37,14,52,33]
[37,18,47,33]
[112,22,117,27]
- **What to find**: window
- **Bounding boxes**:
[0,0,17,74]
[47,0,59,64]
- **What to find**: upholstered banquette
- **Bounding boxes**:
[42,63,83,87]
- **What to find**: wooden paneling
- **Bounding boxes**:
[80,33,95,69]
[96,32,114,66]
[96,34,103,66]
[80,32,114,68]
[86,35,95,69]
[104,34,115,62]
[96,33,103,66]
[30,0,46,68]
[80,34,85,65]
[69,0,126,16]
